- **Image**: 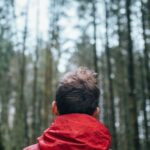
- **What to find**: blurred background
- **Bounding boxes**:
[0,0,150,150]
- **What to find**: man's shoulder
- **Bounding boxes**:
[23,144,40,150]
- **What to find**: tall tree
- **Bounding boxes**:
[115,0,129,149]
[104,1,117,150]
[139,55,149,150]
[43,46,53,128]
[92,0,98,73]
[32,0,40,142]
[126,0,140,149]
[14,0,30,148]
[0,0,14,149]
[140,0,149,149]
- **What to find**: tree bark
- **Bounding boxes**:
[141,1,150,148]
[32,0,40,142]
[92,0,98,73]
[43,46,53,128]
[15,0,30,148]
[116,1,129,150]
[126,0,140,149]
[104,1,117,150]
[141,0,150,106]
[139,56,149,150]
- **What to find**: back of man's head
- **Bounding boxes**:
[55,67,100,115]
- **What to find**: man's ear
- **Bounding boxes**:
[52,101,59,116]
[93,107,100,119]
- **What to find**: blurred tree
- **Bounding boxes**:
[31,0,40,142]
[126,0,140,149]
[104,1,117,149]
[140,0,149,149]
[92,0,98,73]
[113,0,129,150]
[13,0,30,149]
[0,0,14,149]
[43,46,53,128]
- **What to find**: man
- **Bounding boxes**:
[24,67,111,150]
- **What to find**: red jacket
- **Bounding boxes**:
[24,114,111,150]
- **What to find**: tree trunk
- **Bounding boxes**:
[116,1,129,150]
[32,0,40,142]
[0,125,5,150]
[15,0,30,148]
[43,46,53,128]
[104,1,117,150]
[126,0,140,149]
[92,0,98,73]
[139,56,149,150]
[141,1,150,148]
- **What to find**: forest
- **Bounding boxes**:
[0,0,149,150]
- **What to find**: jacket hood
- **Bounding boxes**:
[38,114,111,150]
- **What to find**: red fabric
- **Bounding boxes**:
[24,114,111,150]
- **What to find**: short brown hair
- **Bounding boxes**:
[55,67,100,115]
